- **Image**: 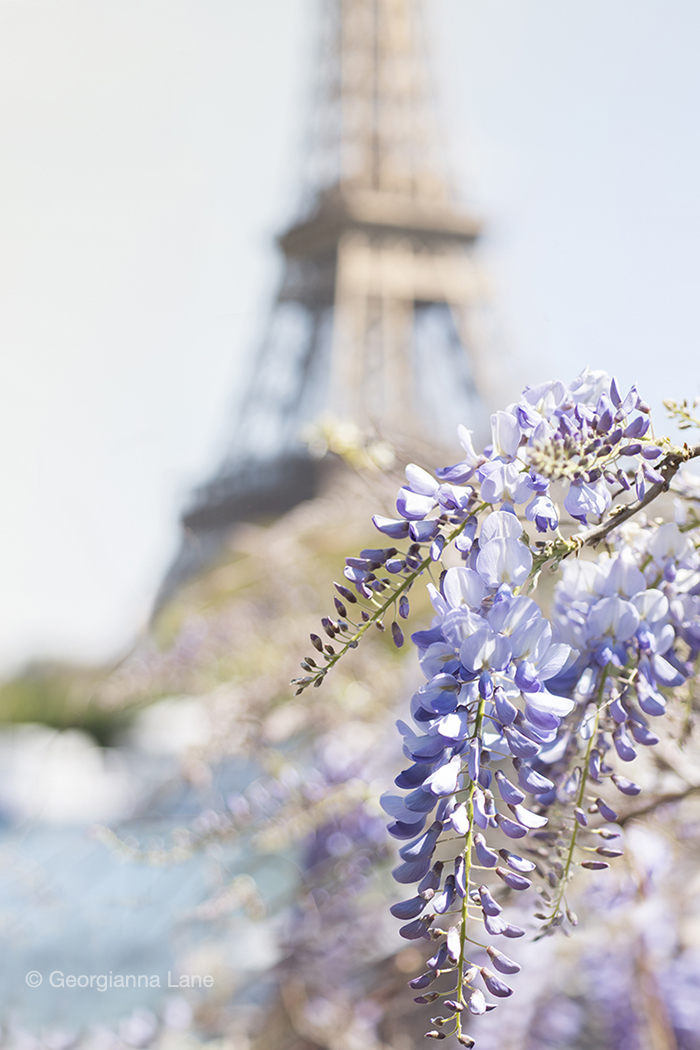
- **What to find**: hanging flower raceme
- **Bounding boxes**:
[293,369,700,1045]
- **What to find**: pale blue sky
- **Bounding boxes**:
[0,0,698,671]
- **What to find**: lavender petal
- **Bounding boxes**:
[433,874,456,915]
[390,895,428,920]
[496,813,528,839]
[611,773,641,796]
[454,855,467,898]
[595,798,619,822]
[478,885,502,917]
[400,916,433,939]
[504,726,540,759]
[392,855,433,884]
[499,848,536,873]
[496,865,532,891]
[480,967,513,998]
[508,803,548,829]
[486,947,521,975]
[409,970,438,990]
[484,913,508,936]
[495,770,526,805]
[473,832,499,867]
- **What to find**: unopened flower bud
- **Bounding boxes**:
[478,885,501,917]
[391,621,405,648]
[321,617,337,638]
[595,798,618,822]
[333,581,357,603]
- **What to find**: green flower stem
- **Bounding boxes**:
[455,695,486,1040]
[296,515,483,692]
[543,666,609,930]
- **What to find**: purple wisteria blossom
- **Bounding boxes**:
[379,510,581,1041]
[296,368,700,1046]
[379,369,662,553]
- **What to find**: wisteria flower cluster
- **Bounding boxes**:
[294,369,700,1046]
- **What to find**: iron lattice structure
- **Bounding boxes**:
[166,0,491,592]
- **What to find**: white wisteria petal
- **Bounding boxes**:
[524,689,575,718]
[480,511,523,544]
[443,567,487,610]
[405,463,440,496]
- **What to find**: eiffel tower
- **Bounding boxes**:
[162,0,491,595]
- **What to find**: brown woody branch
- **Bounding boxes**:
[567,442,700,556]
[618,782,700,826]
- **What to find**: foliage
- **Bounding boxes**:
[0,661,128,746]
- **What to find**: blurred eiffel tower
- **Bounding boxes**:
[161,0,493,598]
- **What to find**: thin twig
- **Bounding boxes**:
[570,443,700,554]
[618,782,700,826]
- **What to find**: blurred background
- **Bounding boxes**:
[1,1,700,1047]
